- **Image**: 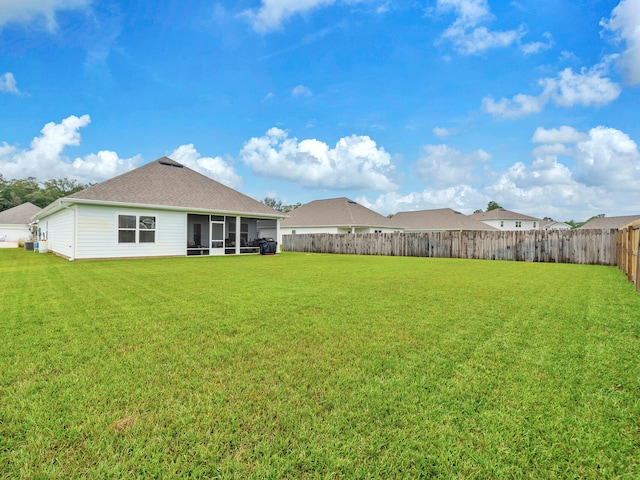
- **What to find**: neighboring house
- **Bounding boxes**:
[32,157,285,260]
[540,220,572,231]
[0,202,42,242]
[578,215,640,230]
[280,197,403,235]
[470,208,541,231]
[392,208,499,232]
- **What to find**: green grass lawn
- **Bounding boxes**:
[1,250,639,478]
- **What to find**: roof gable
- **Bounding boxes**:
[578,215,640,229]
[281,197,400,228]
[393,208,499,231]
[470,208,540,221]
[0,202,42,224]
[62,157,281,216]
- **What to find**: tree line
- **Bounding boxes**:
[0,175,91,212]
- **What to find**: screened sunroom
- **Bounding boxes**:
[186,214,278,256]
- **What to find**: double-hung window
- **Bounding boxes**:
[118,215,156,243]
[139,216,156,242]
[515,221,522,228]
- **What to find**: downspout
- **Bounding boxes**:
[60,201,76,261]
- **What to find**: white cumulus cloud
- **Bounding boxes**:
[240,127,397,190]
[242,0,336,33]
[291,84,312,97]
[573,126,640,190]
[532,126,589,144]
[521,31,554,55]
[601,0,640,85]
[358,184,485,216]
[0,0,90,31]
[437,0,525,54]
[543,65,621,107]
[0,72,20,94]
[357,123,640,220]
[433,127,458,138]
[0,115,139,183]
[416,144,490,186]
[169,144,242,188]
[482,93,546,119]
[483,64,621,118]
[482,124,640,217]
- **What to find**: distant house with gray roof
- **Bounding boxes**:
[392,208,498,232]
[0,202,41,242]
[280,197,403,235]
[470,208,541,231]
[32,157,284,260]
[540,219,572,231]
[578,215,640,230]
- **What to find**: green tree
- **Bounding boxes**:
[0,176,90,211]
[0,177,39,210]
[262,197,301,213]
[565,214,605,229]
[486,201,502,211]
[282,202,302,213]
[262,197,283,212]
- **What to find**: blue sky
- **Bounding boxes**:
[1,0,639,221]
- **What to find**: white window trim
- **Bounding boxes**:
[117,213,157,244]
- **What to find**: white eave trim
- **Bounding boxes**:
[33,198,287,220]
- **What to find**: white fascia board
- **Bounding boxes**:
[40,198,288,220]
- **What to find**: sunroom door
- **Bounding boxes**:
[210,217,225,255]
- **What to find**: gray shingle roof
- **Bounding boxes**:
[392,208,499,231]
[281,197,401,228]
[540,220,571,229]
[0,202,42,224]
[64,157,282,217]
[578,215,640,229]
[469,208,540,221]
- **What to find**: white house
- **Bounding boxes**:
[392,208,499,232]
[32,157,285,260]
[540,220,572,231]
[0,202,41,242]
[280,197,403,235]
[470,208,541,231]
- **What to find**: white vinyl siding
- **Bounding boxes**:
[74,205,184,259]
[481,219,540,231]
[0,224,32,242]
[43,207,75,259]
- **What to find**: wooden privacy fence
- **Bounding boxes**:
[617,220,640,291]
[283,229,618,265]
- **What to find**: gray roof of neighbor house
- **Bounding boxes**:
[0,202,42,224]
[470,208,540,221]
[392,208,499,231]
[578,215,640,230]
[36,157,283,218]
[281,197,402,229]
[540,220,571,228]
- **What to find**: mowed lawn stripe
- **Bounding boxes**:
[1,250,639,478]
